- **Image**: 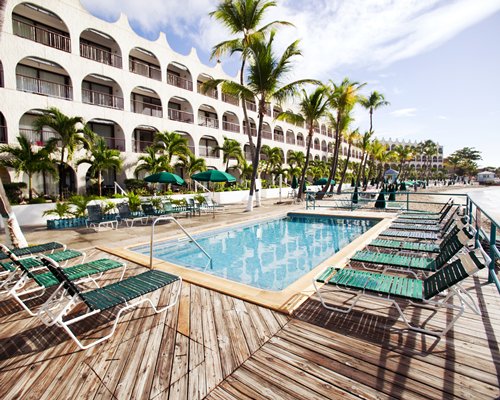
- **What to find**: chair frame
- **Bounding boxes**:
[86,204,118,231]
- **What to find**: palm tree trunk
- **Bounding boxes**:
[98,170,102,197]
[355,151,365,185]
[59,149,65,200]
[240,60,255,162]
[246,103,265,212]
[320,111,342,199]
[28,174,33,201]
[297,129,313,200]
[0,182,28,248]
[337,145,352,193]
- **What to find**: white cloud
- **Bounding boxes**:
[391,108,417,117]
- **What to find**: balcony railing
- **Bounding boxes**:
[80,42,122,68]
[297,139,305,147]
[133,139,154,153]
[129,59,161,80]
[13,18,71,52]
[243,124,257,137]
[167,73,193,91]
[82,89,124,110]
[131,99,163,118]
[222,121,240,133]
[274,133,284,143]
[245,101,257,112]
[314,143,320,150]
[199,146,219,158]
[221,93,239,106]
[286,137,295,145]
[0,126,7,143]
[16,74,72,99]
[100,136,126,152]
[168,108,194,123]
[197,82,217,99]
[262,130,272,140]
[198,116,219,129]
[20,128,59,145]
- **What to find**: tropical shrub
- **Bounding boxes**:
[43,201,71,218]
[68,195,94,217]
[124,178,148,192]
[126,192,142,212]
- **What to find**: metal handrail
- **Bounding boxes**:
[114,182,127,195]
[150,216,212,269]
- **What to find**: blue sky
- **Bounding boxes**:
[80,0,500,167]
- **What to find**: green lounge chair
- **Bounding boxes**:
[381,215,466,241]
[352,226,474,274]
[395,203,458,224]
[38,256,181,349]
[86,204,118,231]
[0,241,66,262]
[313,246,490,337]
[117,202,148,227]
[5,249,126,317]
[390,207,460,231]
[400,198,453,218]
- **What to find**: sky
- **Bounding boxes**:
[80,0,500,167]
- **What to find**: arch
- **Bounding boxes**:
[245,98,257,112]
[262,122,272,140]
[13,3,71,52]
[168,96,194,124]
[82,73,123,109]
[273,105,282,118]
[244,144,252,161]
[314,155,320,160]
[197,73,217,99]
[19,109,59,146]
[243,117,257,137]
[432,155,438,162]
[129,47,161,80]
[0,112,7,143]
[321,140,327,152]
[314,138,320,150]
[167,62,193,91]
[198,104,219,129]
[222,111,240,133]
[199,135,219,158]
[273,126,284,143]
[0,60,3,87]
[16,57,72,100]
[327,126,333,138]
[297,133,305,147]
[133,125,158,153]
[131,86,162,117]
[175,131,195,154]
[321,156,326,162]
[321,124,327,135]
[80,28,122,68]
[59,162,77,195]
[0,166,10,183]
[286,129,295,145]
[87,118,125,152]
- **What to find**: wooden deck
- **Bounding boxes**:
[0,250,499,399]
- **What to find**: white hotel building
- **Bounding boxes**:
[0,0,363,195]
[378,138,444,171]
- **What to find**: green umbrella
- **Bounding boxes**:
[291,175,298,189]
[145,172,185,185]
[314,178,335,185]
[352,185,359,204]
[191,170,236,183]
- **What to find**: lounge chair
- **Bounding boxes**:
[381,215,467,241]
[6,250,126,317]
[313,246,490,336]
[351,225,474,274]
[201,198,225,213]
[390,206,460,232]
[186,198,201,216]
[0,241,66,262]
[86,204,118,231]
[394,202,458,224]
[38,256,181,349]
[117,202,148,227]
[399,199,453,219]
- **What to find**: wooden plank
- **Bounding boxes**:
[211,291,237,377]
[220,294,251,366]
[177,282,191,337]
[232,298,261,354]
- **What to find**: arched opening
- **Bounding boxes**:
[59,163,77,196]
[175,131,195,155]
[167,62,193,91]
[327,127,333,138]
[129,47,161,80]
[273,105,282,118]
[264,102,272,117]
[13,3,71,52]
[243,117,257,137]
[297,133,305,147]
[198,104,219,129]
[321,156,326,162]
[328,142,333,152]
[197,73,218,99]
[321,124,326,135]
[314,155,320,160]
[0,112,7,143]
[321,140,327,152]
[0,60,4,87]
[85,164,116,195]
[313,122,320,134]
[273,126,284,143]
[19,109,59,146]
[87,118,125,152]
[133,125,158,153]
[131,86,162,117]
[82,74,123,109]
[80,28,122,68]
[199,136,219,159]
[222,111,240,133]
[244,144,252,161]
[16,57,72,99]
[432,156,438,162]
[245,98,257,112]
[168,97,194,124]
[314,138,320,150]
[286,129,295,145]
[0,167,10,183]
[262,122,272,140]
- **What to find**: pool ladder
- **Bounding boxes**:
[149,216,213,270]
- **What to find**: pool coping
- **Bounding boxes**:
[98,209,396,314]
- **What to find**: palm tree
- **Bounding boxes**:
[355,130,373,187]
[134,146,170,176]
[233,158,253,187]
[359,91,390,133]
[153,131,190,170]
[209,0,292,162]
[77,136,123,197]
[260,145,283,180]
[33,107,87,199]
[420,140,438,179]
[323,78,365,196]
[393,144,413,179]
[276,86,329,200]
[287,150,305,170]
[204,32,316,211]
[0,136,57,201]
[175,152,207,190]
[214,136,243,171]
[337,128,360,193]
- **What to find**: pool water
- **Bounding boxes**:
[131,214,377,291]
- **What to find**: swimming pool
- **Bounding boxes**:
[131,214,377,291]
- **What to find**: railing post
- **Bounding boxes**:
[489,225,497,284]
[406,192,409,211]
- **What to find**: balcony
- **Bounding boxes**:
[133,139,154,153]
[20,128,59,146]
[13,18,71,52]
[82,89,124,110]
[197,82,217,99]
[286,137,295,145]
[222,121,240,133]
[274,132,284,143]
[16,74,72,100]
[131,99,163,118]
[262,130,272,140]
[168,108,194,124]
[80,42,122,68]
[0,126,7,143]
[297,138,305,147]
[101,136,126,152]
[167,73,193,91]
[198,116,219,129]
[222,93,239,106]
[129,59,161,80]
[199,146,219,158]
[246,101,257,112]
